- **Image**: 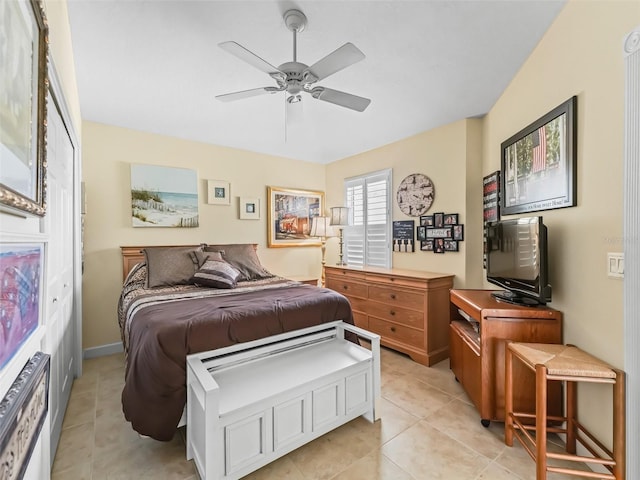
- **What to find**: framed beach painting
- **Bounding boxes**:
[130,164,199,228]
[267,186,324,247]
[0,243,43,370]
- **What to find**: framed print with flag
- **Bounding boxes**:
[500,96,577,215]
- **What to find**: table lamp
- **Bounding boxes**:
[330,206,349,266]
[310,216,334,286]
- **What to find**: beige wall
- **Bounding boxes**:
[44,0,82,131]
[482,0,639,445]
[82,122,326,348]
[326,118,483,286]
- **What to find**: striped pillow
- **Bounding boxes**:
[191,258,241,289]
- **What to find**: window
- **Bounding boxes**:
[343,169,392,268]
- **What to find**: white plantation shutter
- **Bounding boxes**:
[344,169,391,268]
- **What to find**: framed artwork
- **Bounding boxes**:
[393,220,415,252]
[0,351,49,479]
[207,179,231,205]
[239,197,260,220]
[420,215,434,227]
[419,212,464,254]
[426,227,452,239]
[443,213,458,225]
[267,186,324,247]
[444,240,459,252]
[501,96,577,215]
[0,243,43,369]
[420,240,434,252]
[453,224,464,241]
[483,171,500,222]
[130,164,199,228]
[0,0,49,217]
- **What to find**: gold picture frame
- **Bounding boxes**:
[267,186,324,248]
[0,0,49,217]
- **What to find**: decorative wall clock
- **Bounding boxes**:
[396,173,435,216]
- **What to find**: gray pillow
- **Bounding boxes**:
[204,244,273,280]
[143,246,202,288]
[190,250,224,267]
[191,258,241,289]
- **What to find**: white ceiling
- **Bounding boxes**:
[67,0,566,164]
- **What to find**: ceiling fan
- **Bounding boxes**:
[216,9,371,112]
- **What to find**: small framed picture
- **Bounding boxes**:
[444,240,459,252]
[426,227,453,239]
[420,240,434,251]
[433,212,444,228]
[420,215,434,227]
[239,197,260,219]
[416,225,427,241]
[434,238,445,253]
[443,213,459,225]
[207,180,231,205]
[453,224,464,241]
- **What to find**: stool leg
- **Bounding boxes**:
[505,346,514,446]
[536,364,548,480]
[566,380,577,454]
[613,369,626,480]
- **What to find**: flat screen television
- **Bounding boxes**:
[485,216,551,306]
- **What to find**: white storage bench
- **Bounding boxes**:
[186,321,381,480]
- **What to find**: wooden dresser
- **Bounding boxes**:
[325,265,454,366]
[449,289,563,426]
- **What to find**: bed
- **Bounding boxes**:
[117,244,354,441]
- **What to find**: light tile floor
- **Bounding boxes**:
[52,347,595,479]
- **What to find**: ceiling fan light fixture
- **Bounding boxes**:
[216,9,371,112]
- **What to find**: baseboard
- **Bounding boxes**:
[83,342,124,359]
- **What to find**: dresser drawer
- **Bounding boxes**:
[368,318,424,349]
[368,286,424,311]
[367,302,424,329]
[365,273,425,289]
[325,278,367,299]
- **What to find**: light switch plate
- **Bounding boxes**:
[607,252,624,278]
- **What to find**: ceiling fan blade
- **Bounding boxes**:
[216,87,279,102]
[219,41,285,80]
[310,87,371,112]
[305,43,365,82]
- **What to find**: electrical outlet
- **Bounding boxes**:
[607,252,624,278]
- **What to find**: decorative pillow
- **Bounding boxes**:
[191,258,241,289]
[190,250,224,267]
[204,244,274,280]
[143,246,202,288]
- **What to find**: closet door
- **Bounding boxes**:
[44,97,76,456]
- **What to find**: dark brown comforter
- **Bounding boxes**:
[117,264,353,441]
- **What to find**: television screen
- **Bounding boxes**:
[486,216,551,305]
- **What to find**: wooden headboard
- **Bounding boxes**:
[120,244,259,282]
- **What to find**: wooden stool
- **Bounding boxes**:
[505,343,625,480]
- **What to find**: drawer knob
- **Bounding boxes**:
[343,285,349,290]
[390,326,396,332]
[390,294,396,300]
[390,310,396,316]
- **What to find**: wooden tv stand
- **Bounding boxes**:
[449,289,563,426]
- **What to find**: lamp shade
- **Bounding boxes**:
[330,207,349,226]
[310,216,334,238]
